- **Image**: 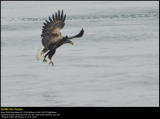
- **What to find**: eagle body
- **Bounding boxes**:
[37,10,84,66]
[42,32,62,48]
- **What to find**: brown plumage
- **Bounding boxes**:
[37,10,84,66]
[41,10,66,48]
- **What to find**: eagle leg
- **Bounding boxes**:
[49,60,54,66]
[43,52,49,63]
[47,49,56,66]
[43,58,47,63]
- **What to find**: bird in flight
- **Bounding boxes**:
[37,10,84,66]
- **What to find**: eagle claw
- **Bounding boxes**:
[43,58,47,63]
[49,61,54,66]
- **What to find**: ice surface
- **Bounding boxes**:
[1,1,159,106]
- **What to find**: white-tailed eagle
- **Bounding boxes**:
[37,10,84,66]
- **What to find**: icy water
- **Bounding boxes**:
[1,1,159,106]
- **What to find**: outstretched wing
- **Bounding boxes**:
[41,10,66,47]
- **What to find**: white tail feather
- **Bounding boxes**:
[36,46,44,61]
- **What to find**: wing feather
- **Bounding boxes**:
[55,12,58,20]
[52,14,55,22]
[58,10,60,20]
[48,16,52,22]
[63,14,66,22]
[41,10,66,47]
[61,10,64,20]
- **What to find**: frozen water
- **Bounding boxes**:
[1,1,159,106]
